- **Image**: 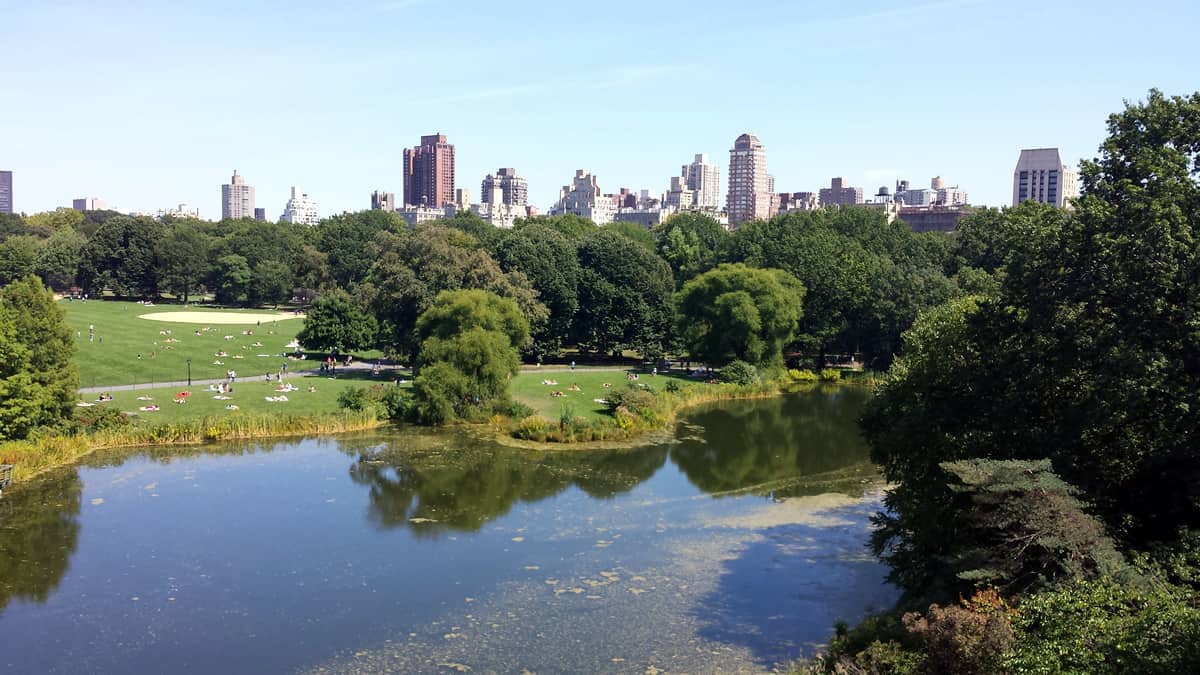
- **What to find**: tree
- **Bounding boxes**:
[212,254,252,305]
[514,214,597,239]
[77,215,165,297]
[603,221,656,253]
[0,235,40,286]
[297,289,377,352]
[365,226,546,361]
[249,259,293,307]
[572,229,674,358]
[23,208,84,238]
[674,263,804,368]
[156,224,211,302]
[410,290,530,424]
[318,210,403,286]
[862,90,1200,601]
[654,212,730,287]
[494,224,581,358]
[36,229,86,291]
[0,277,78,440]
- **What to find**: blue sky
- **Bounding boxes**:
[3,0,1198,218]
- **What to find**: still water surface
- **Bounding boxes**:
[0,388,896,673]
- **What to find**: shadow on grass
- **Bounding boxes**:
[691,497,899,668]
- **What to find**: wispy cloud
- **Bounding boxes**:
[428,63,681,104]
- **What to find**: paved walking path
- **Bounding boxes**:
[78,362,399,394]
[79,364,647,395]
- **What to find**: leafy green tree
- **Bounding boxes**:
[365,227,546,361]
[23,208,84,238]
[603,221,656,253]
[318,210,404,286]
[410,290,530,424]
[35,229,86,291]
[212,254,252,305]
[654,212,730,287]
[675,263,804,368]
[494,224,581,357]
[573,229,674,358]
[0,235,40,285]
[863,90,1200,601]
[514,214,597,239]
[0,213,28,241]
[156,224,211,302]
[0,277,78,439]
[77,215,165,297]
[249,260,293,307]
[297,289,377,352]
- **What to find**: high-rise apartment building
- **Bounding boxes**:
[726,134,774,227]
[1012,148,1078,208]
[281,186,319,226]
[455,188,471,210]
[403,134,455,207]
[818,177,864,207]
[683,154,721,210]
[221,170,255,220]
[481,168,528,207]
[72,197,107,211]
[0,171,12,214]
[254,208,267,222]
[550,170,616,224]
[371,190,396,211]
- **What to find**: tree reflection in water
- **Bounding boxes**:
[0,470,82,613]
[346,436,669,536]
[670,388,875,496]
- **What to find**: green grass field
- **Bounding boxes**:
[80,373,408,425]
[62,300,306,387]
[509,369,702,422]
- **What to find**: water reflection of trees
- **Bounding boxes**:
[0,471,82,613]
[346,440,668,536]
[670,389,873,495]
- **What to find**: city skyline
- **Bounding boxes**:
[3,1,1198,216]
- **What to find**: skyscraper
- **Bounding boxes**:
[221,170,255,220]
[281,187,319,226]
[0,171,12,214]
[726,134,773,227]
[480,168,528,206]
[1012,148,1078,208]
[402,134,455,207]
[683,154,721,210]
[550,170,615,224]
[371,190,396,211]
[254,208,267,222]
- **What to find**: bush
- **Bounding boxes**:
[719,360,759,385]
[788,368,819,382]
[664,379,681,393]
[337,385,410,420]
[70,404,130,433]
[497,399,534,419]
[514,414,551,441]
[604,386,662,421]
[819,368,841,382]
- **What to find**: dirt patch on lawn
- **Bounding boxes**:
[138,311,302,325]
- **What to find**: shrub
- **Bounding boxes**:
[664,379,681,393]
[719,360,759,385]
[604,386,661,421]
[514,414,551,441]
[70,404,130,433]
[819,368,841,382]
[788,368,819,382]
[337,384,410,420]
[497,399,534,419]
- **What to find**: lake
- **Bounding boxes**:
[0,387,896,673]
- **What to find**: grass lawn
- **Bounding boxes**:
[80,372,409,425]
[509,368,703,423]
[63,300,307,388]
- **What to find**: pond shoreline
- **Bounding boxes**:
[2,379,876,491]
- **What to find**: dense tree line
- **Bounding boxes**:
[0,191,963,374]
[810,89,1200,674]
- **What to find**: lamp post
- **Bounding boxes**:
[186,358,192,386]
